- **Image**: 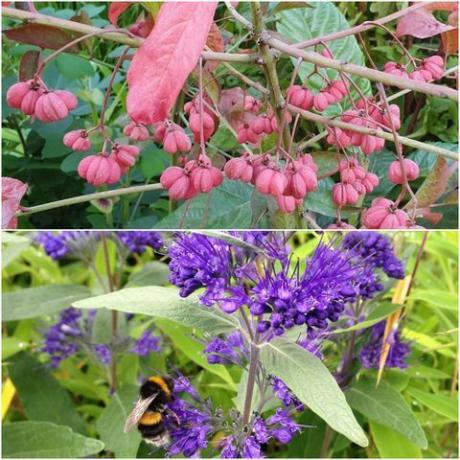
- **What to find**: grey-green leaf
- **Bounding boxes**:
[73,286,239,334]
[126,261,170,287]
[2,284,92,321]
[260,338,368,447]
[2,422,105,458]
[8,353,87,435]
[346,380,428,448]
[276,2,370,95]
[96,385,141,458]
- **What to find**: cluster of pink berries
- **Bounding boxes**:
[123,121,150,141]
[384,55,444,82]
[332,158,379,207]
[154,120,192,154]
[287,79,349,112]
[326,98,400,155]
[225,153,318,213]
[160,154,223,200]
[236,104,291,145]
[388,158,420,184]
[184,97,218,142]
[7,79,77,122]
[76,144,140,187]
[362,197,410,229]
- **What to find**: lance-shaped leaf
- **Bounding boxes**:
[259,337,368,447]
[127,2,217,124]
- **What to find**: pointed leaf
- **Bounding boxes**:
[127,2,218,124]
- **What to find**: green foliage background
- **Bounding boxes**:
[1,231,458,458]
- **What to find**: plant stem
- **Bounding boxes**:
[266,36,458,101]
[101,234,117,392]
[18,183,162,217]
[2,7,256,63]
[287,104,458,160]
[320,426,333,458]
[242,331,260,427]
[251,2,291,149]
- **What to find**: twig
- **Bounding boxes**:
[287,104,458,160]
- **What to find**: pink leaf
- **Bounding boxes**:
[127,2,218,125]
[396,7,455,39]
[2,177,28,229]
[108,2,132,26]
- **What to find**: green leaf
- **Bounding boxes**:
[406,388,458,421]
[276,2,370,95]
[259,337,368,447]
[2,234,31,268]
[126,261,170,287]
[370,421,422,458]
[402,328,455,358]
[331,302,402,334]
[91,308,128,344]
[96,385,142,458]
[346,380,427,448]
[155,179,253,229]
[155,319,236,389]
[73,286,239,335]
[8,353,87,435]
[2,285,92,321]
[2,422,105,458]
[55,54,95,80]
[408,289,457,311]
[2,337,29,360]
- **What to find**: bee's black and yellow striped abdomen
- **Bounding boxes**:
[138,410,166,438]
[139,376,174,407]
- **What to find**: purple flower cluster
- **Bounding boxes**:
[360,321,411,369]
[35,231,93,260]
[42,308,161,367]
[43,308,83,367]
[271,377,304,411]
[130,330,161,356]
[117,231,163,254]
[220,410,300,458]
[204,331,248,365]
[342,232,405,279]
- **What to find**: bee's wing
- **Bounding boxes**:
[124,394,157,433]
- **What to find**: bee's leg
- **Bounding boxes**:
[164,408,181,426]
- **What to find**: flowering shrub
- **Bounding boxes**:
[1,2,458,229]
[2,230,458,458]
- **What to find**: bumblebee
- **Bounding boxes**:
[124,376,175,447]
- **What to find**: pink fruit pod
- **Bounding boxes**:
[383,62,409,78]
[164,127,192,154]
[277,194,301,214]
[160,167,191,200]
[422,56,444,80]
[154,121,167,142]
[112,144,140,168]
[377,104,401,130]
[351,181,366,195]
[313,92,330,111]
[269,110,292,132]
[320,48,333,59]
[124,121,150,141]
[6,80,35,109]
[224,156,254,183]
[388,159,420,184]
[409,69,432,82]
[54,90,78,111]
[378,209,410,228]
[191,167,215,193]
[160,166,185,189]
[298,154,319,174]
[20,88,42,116]
[78,154,121,187]
[237,124,259,145]
[326,127,351,148]
[255,168,287,196]
[286,85,314,110]
[189,111,215,142]
[361,172,379,193]
[210,167,224,187]
[361,197,395,228]
[332,183,359,206]
[251,115,273,135]
[244,95,261,113]
[35,91,70,122]
[328,80,348,101]
[63,129,91,152]
[360,135,381,156]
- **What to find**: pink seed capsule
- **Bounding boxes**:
[276,194,300,214]
[6,81,32,109]
[388,159,420,184]
[78,154,121,187]
[112,144,140,168]
[160,166,186,189]
[35,92,69,122]
[63,129,91,152]
[54,90,78,110]
[313,92,330,111]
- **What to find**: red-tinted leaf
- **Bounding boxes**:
[442,9,458,55]
[19,50,40,81]
[127,2,218,125]
[396,7,455,38]
[205,22,224,72]
[3,24,79,52]
[129,14,155,38]
[2,177,28,229]
[108,2,132,26]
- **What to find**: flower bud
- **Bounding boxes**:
[388,159,420,184]
[63,129,91,152]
